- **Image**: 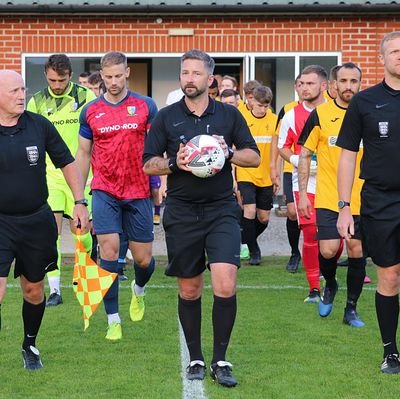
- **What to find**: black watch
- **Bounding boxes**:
[74,199,88,206]
[338,200,350,209]
[168,157,180,173]
[227,147,234,161]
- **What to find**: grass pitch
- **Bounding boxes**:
[0,256,398,399]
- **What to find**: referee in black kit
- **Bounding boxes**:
[143,49,260,387]
[0,70,89,370]
[336,31,400,374]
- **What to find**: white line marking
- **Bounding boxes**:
[179,319,207,399]
[5,283,378,291]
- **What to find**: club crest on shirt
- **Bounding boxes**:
[328,136,337,146]
[26,146,39,165]
[127,106,136,116]
[378,121,389,138]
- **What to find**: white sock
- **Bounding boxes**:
[107,313,121,325]
[48,276,60,295]
[134,284,145,296]
[241,243,248,250]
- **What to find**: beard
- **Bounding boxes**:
[183,85,206,99]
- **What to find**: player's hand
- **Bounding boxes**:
[273,175,281,195]
[337,207,354,240]
[298,193,312,219]
[73,205,89,233]
[309,159,318,176]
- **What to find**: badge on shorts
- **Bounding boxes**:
[26,146,39,165]
[378,121,389,138]
[127,106,136,116]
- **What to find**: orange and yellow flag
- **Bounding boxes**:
[73,229,117,330]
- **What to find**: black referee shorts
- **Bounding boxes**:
[162,198,242,278]
[360,184,400,267]
[283,172,294,204]
[0,204,58,282]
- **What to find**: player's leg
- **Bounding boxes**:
[284,172,301,272]
[315,209,342,314]
[254,185,273,238]
[238,182,259,265]
[150,176,162,225]
[344,233,366,327]
[125,198,155,322]
[117,232,129,281]
[91,190,122,340]
[46,211,63,306]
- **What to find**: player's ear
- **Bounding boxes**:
[126,66,130,79]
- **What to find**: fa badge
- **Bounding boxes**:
[26,146,39,165]
[71,102,78,111]
[127,106,136,116]
[378,121,389,138]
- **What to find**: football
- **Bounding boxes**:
[185,134,226,178]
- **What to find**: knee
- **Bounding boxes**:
[134,254,153,268]
[319,247,337,259]
[23,284,44,304]
[180,286,202,300]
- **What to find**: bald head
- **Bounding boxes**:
[0,70,26,124]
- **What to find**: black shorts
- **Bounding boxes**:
[283,172,294,204]
[237,182,273,210]
[360,184,400,267]
[0,204,58,282]
[316,208,361,240]
[162,198,242,278]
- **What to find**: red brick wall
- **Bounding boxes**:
[0,14,398,87]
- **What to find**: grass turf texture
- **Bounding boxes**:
[0,256,398,399]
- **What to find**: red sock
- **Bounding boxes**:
[301,224,320,291]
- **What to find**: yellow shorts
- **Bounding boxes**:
[47,180,92,219]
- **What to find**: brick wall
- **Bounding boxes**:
[0,14,398,87]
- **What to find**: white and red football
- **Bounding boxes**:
[185,135,225,178]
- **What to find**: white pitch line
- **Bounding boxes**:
[179,319,207,399]
[5,283,378,291]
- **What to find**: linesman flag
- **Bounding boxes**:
[73,229,117,330]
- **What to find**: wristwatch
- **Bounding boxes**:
[227,147,234,161]
[74,199,88,206]
[168,157,179,173]
[338,200,350,209]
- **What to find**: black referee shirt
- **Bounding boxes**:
[144,98,259,204]
[337,80,400,190]
[0,111,74,214]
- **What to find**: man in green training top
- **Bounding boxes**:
[27,54,96,306]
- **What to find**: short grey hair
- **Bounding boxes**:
[380,31,400,54]
[181,49,215,75]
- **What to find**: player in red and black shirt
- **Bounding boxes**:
[76,52,158,341]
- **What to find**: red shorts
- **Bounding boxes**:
[294,191,316,227]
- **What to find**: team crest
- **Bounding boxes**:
[26,146,39,165]
[127,106,136,116]
[71,102,78,111]
[328,136,337,146]
[378,121,389,138]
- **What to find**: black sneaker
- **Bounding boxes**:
[381,354,400,374]
[210,361,237,387]
[186,360,206,380]
[46,293,63,307]
[22,346,43,370]
[286,253,301,273]
[118,272,129,281]
[249,252,261,266]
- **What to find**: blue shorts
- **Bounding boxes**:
[92,190,153,243]
[283,172,294,204]
[316,208,361,240]
[149,175,161,189]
